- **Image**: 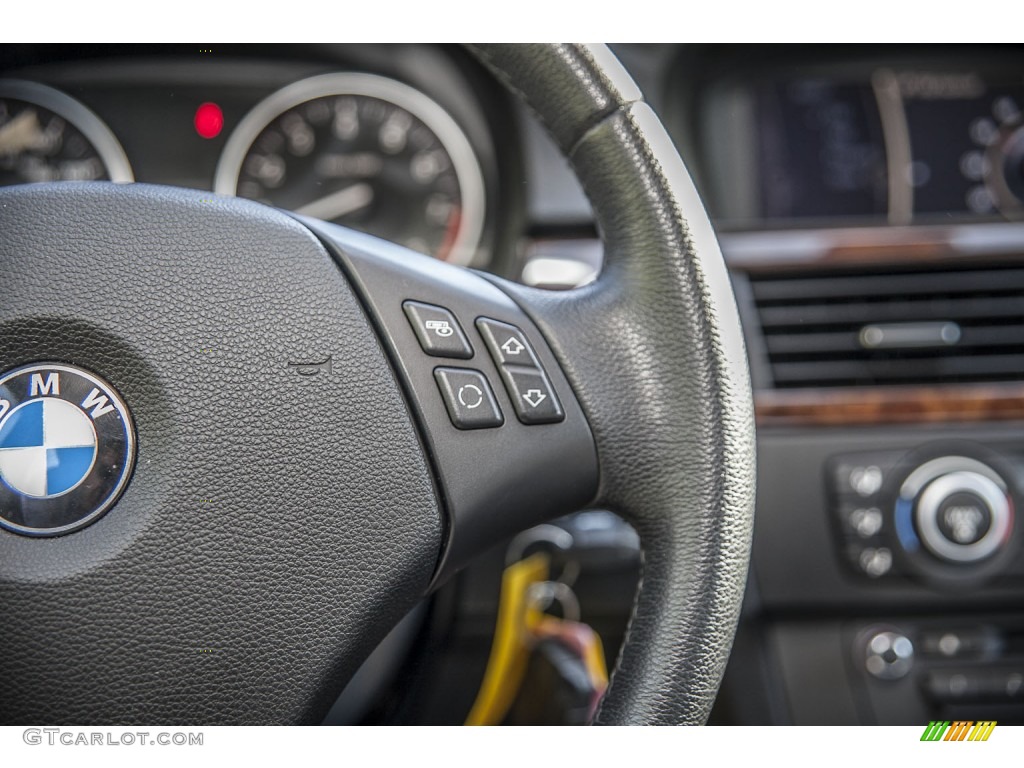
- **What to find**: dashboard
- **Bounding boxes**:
[4,43,1024,726]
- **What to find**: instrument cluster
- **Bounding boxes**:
[0,45,510,269]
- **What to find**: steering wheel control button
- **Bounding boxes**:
[0,363,135,536]
[476,318,539,367]
[433,367,503,430]
[403,301,473,359]
[913,470,1012,564]
[500,367,564,425]
[863,630,914,680]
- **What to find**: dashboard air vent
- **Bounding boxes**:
[749,263,1024,389]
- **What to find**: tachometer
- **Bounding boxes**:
[214,73,486,266]
[0,79,132,186]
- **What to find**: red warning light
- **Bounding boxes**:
[194,102,224,139]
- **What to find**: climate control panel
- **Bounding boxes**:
[828,444,1022,586]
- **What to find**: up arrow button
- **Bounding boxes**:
[477,318,539,367]
[501,337,526,356]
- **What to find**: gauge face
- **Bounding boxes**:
[215,73,486,266]
[959,91,1024,218]
[0,80,132,187]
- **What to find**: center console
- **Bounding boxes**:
[732,427,1024,724]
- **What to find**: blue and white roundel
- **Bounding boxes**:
[0,398,98,498]
[0,362,135,536]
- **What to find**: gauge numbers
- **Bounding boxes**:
[0,79,132,187]
[215,73,485,265]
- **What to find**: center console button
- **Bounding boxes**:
[863,630,914,680]
[935,491,992,546]
[914,470,1010,564]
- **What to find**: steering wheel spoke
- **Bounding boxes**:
[304,219,599,584]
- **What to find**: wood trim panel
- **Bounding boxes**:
[756,384,1024,427]
[718,223,1024,272]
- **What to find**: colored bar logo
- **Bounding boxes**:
[920,720,997,741]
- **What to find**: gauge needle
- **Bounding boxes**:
[294,182,374,221]
[0,109,42,155]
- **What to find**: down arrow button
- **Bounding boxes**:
[502,366,564,425]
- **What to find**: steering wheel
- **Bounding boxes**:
[0,44,754,725]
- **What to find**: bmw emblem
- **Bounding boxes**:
[0,363,136,536]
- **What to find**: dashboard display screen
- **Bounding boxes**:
[756,80,887,220]
[732,61,1024,226]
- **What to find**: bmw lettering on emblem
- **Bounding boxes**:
[0,363,135,536]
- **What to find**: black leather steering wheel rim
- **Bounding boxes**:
[470,44,756,724]
[0,43,754,726]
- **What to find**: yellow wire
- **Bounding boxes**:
[464,552,550,726]
[581,626,609,691]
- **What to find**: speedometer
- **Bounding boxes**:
[0,79,133,186]
[214,73,486,266]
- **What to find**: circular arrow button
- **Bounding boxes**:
[458,384,484,409]
[433,368,504,430]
